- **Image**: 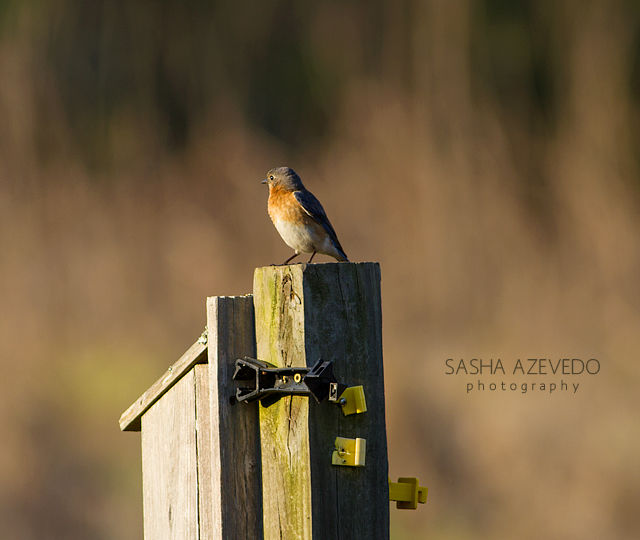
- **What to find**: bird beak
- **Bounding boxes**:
[261,178,268,185]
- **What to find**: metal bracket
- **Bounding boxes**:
[232,357,347,407]
[332,437,366,467]
[389,477,428,509]
[338,385,367,416]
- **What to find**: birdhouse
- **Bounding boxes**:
[120,263,424,539]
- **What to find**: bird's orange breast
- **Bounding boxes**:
[267,186,311,225]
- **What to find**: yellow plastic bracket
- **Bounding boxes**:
[338,385,367,416]
[389,477,428,509]
[332,437,366,467]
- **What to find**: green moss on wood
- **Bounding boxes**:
[253,262,388,539]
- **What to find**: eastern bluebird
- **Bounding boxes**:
[262,167,349,264]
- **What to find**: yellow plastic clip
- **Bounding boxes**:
[332,437,366,467]
[338,385,367,416]
[389,477,428,509]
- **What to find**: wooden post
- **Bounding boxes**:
[253,262,389,539]
[206,295,263,539]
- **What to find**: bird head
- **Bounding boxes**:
[262,167,304,191]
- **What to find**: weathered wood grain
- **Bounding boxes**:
[254,262,389,540]
[254,266,311,540]
[141,369,200,540]
[119,340,207,432]
[207,295,263,539]
[194,364,213,538]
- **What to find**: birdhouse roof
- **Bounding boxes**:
[119,338,207,431]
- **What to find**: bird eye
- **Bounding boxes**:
[269,175,274,180]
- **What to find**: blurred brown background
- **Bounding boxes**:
[1,0,639,538]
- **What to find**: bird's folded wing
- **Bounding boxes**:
[293,190,341,245]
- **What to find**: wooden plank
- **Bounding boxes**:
[141,369,199,540]
[194,364,213,538]
[254,262,389,540]
[207,295,263,539]
[254,265,311,540]
[120,340,207,432]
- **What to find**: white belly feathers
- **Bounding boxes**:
[272,219,316,253]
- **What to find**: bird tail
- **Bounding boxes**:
[335,247,349,262]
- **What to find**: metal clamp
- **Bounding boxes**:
[232,357,347,407]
